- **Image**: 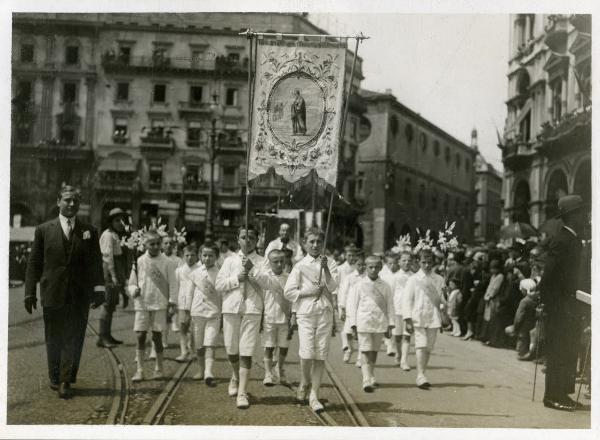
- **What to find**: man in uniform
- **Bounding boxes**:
[539,195,586,411]
[24,185,105,399]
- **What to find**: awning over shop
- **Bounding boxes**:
[220,201,242,210]
[98,158,138,172]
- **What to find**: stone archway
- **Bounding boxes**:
[573,159,591,206]
[513,180,531,223]
[545,169,568,219]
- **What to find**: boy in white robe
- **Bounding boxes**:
[338,252,366,365]
[174,244,201,362]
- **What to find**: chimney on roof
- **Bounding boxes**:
[470,127,478,151]
[384,88,393,95]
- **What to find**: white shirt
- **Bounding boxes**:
[58,213,76,238]
[338,269,364,311]
[390,269,413,316]
[402,269,446,328]
[254,267,290,324]
[175,262,201,310]
[127,252,178,311]
[264,237,303,262]
[284,254,339,316]
[99,229,123,278]
[347,276,395,333]
[215,250,265,315]
[188,265,220,318]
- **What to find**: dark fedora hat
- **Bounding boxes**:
[556,195,584,218]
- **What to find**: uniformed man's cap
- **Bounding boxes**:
[108,207,126,219]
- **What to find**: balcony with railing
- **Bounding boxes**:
[101,52,249,77]
[501,133,536,171]
[536,107,591,158]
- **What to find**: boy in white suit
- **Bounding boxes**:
[215,226,265,409]
[338,252,366,364]
[174,244,201,362]
[284,227,339,413]
[403,249,446,389]
[348,255,395,392]
[128,230,178,382]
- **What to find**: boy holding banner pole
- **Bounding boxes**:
[284,227,339,413]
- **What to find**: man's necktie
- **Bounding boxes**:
[66,218,73,239]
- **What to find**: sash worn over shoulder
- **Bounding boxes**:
[415,276,442,309]
[147,260,170,299]
[361,282,387,316]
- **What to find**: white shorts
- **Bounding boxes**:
[357,332,384,352]
[191,316,221,348]
[414,326,439,351]
[262,322,289,349]
[134,310,167,333]
[297,312,333,360]
[222,313,261,357]
[392,315,410,337]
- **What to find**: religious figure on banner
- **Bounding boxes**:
[291,89,307,135]
[249,41,347,187]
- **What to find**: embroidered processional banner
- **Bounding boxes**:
[248,38,348,188]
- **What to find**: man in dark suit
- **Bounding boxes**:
[538,195,586,411]
[24,185,105,399]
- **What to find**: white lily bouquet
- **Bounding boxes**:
[391,233,412,254]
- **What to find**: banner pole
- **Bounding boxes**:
[315,37,362,339]
[320,36,362,259]
[242,30,256,299]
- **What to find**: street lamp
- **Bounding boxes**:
[205,92,220,240]
[179,165,187,229]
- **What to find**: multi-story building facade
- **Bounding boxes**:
[501,14,591,228]
[471,129,503,243]
[11,12,367,244]
[357,89,476,253]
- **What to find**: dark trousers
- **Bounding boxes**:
[544,314,580,401]
[43,302,90,384]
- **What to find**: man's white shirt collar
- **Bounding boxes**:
[59,213,76,236]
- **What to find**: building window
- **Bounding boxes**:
[16,80,33,102]
[191,50,204,68]
[223,165,237,187]
[185,165,201,186]
[20,43,34,63]
[418,184,425,209]
[65,45,79,65]
[225,88,238,106]
[187,121,202,146]
[149,163,163,189]
[60,127,76,145]
[390,115,399,137]
[113,118,128,143]
[118,46,131,64]
[62,82,78,103]
[445,146,451,164]
[519,111,531,142]
[405,123,414,143]
[153,84,167,103]
[550,78,563,121]
[116,82,129,101]
[150,119,165,137]
[404,178,412,203]
[152,48,169,66]
[420,132,428,153]
[433,140,440,157]
[227,52,240,62]
[190,86,203,104]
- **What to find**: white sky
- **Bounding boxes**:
[310,13,508,170]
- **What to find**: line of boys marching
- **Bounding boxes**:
[125,223,446,414]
